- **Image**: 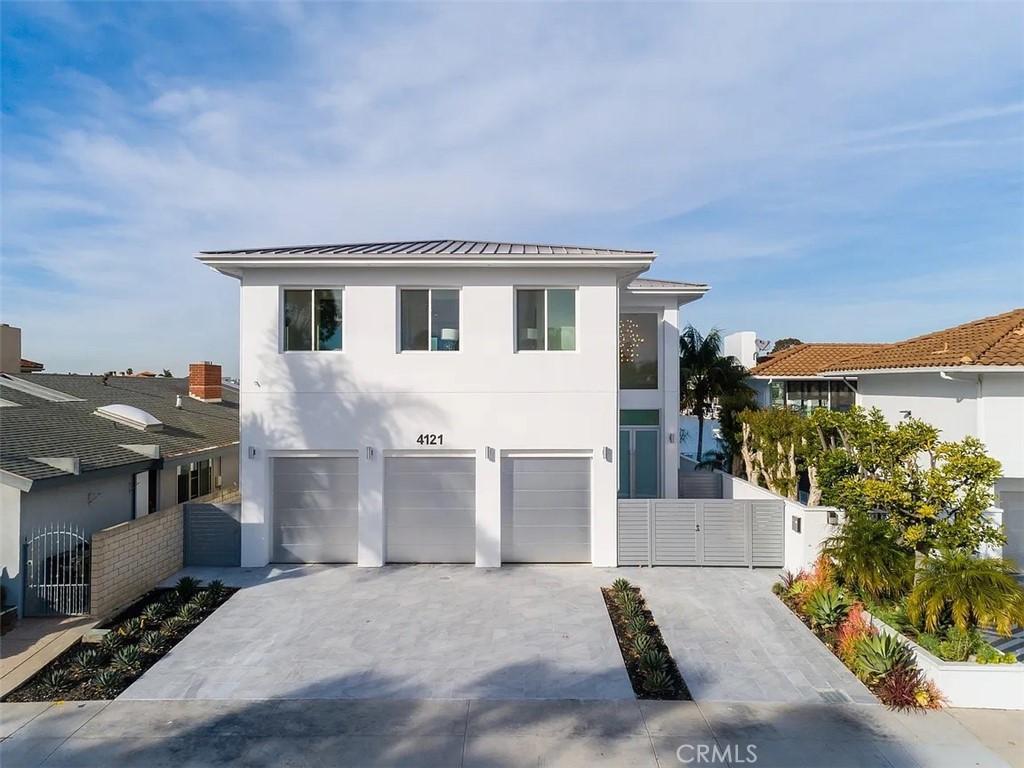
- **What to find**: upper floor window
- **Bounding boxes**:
[619,313,658,389]
[516,288,576,351]
[400,289,460,351]
[283,289,343,351]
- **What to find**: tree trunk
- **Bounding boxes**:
[807,464,822,507]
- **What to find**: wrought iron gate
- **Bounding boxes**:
[23,523,91,616]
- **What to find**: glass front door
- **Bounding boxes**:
[618,427,660,498]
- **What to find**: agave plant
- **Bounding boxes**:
[611,578,632,594]
[38,667,73,697]
[138,630,169,656]
[100,629,125,654]
[821,513,914,600]
[90,669,124,698]
[175,576,202,603]
[177,602,204,626]
[115,617,144,641]
[804,587,850,631]
[111,645,144,675]
[642,668,673,695]
[638,648,667,675]
[852,633,915,682]
[206,579,227,601]
[632,633,654,655]
[69,649,107,680]
[160,616,188,637]
[140,603,168,627]
[907,549,1024,636]
[627,613,649,636]
[191,590,216,611]
[617,590,640,612]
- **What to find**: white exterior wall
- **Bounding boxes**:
[237,266,625,568]
[0,485,21,610]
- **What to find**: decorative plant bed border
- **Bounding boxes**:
[3,577,236,702]
[602,579,690,700]
[866,611,1024,711]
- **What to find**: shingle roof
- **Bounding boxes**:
[200,240,654,257]
[823,308,1024,372]
[749,343,891,377]
[628,278,708,290]
[0,374,238,484]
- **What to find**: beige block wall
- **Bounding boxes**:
[90,504,184,619]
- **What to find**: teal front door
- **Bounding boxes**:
[618,427,660,498]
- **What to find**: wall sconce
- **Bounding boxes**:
[247,446,257,460]
[791,515,802,533]
[486,446,496,462]
[603,447,613,463]
[365,447,375,460]
[827,510,839,526]
[668,431,676,444]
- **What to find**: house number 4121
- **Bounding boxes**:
[416,433,444,446]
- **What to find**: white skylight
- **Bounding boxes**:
[94,404,163,432]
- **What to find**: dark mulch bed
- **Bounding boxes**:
[4,583,236,702]
[602,586,691,700]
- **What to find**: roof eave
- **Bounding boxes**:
[822,365,1024,376]
[0,469,32,492]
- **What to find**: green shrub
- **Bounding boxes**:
[975,645,1018,665]
[138,630,169,656]
[936,627,982,662]
[90,669,124,698]
[642,668,673,694]
[821,514,913,599]
[771,582,786,596]
[804,587,850,631]
[852,634,915,682]
[632,633,653,655]
[175,576,202,603]
[111,645,144,675]
[69,649,107,680]
[908,550,1024,636]
[38,667,73,697]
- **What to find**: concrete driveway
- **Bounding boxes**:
[122,564,634,701]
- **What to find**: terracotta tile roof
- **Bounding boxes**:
[824,308,1024,372]
[749,343,890,377]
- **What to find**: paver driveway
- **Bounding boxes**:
[122,564,871,704]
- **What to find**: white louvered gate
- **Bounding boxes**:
[617,499,784,567]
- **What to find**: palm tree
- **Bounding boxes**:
[679,326,751,463]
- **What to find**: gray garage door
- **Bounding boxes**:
[502,457,591,563]
[272,457,358,563]
[384,456,475,563]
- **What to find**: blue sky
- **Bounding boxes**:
[2,2,1022,376]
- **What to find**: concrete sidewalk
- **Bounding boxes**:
[1,698,1018,767]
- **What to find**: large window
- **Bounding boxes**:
[516,288,576,351]
[176,459,213,504]
[283,289,343,351]
[400,289,460,351]
[619,313,659,389]
[770,380,857,413]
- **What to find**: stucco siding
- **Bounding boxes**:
[0,485,22,612]
[857,373,979,442]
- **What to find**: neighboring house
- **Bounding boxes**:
[822,308,1024,568]
[747,342,889,414]
[197,240,708,568]
[0,330,240,614]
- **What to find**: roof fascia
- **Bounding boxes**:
[823,365,1024,377]
[0,469,32,492]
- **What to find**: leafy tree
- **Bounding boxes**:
[738,408,809,499]
[717,388,758,475]
[771,337,802,354]
[821,513,914,599]
[806,406,1004,560]
[679,326,751,462]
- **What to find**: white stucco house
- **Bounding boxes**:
[822,308,1024,567]
[197,240,707,568]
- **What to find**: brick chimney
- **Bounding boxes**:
[0,325,22,374]
[188,361,222,403]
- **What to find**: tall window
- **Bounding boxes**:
[400,289,460,351]
[516,288,576,351]
[619,313,658,389]
[177,459,213,504]
[283,289,343,351]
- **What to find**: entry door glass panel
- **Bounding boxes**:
[633,429,660,498]
[618,430,631,498]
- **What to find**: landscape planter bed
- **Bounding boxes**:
[3,577,235,703]
[602,579,690,700]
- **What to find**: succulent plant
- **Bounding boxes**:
[206,580,227,601]
[617,591,640,611]
[160,616,187,637]
[69,648,107,680]
[38,667,73,697]
[100,630,125,654]
[627,613,649,636]
[852,634,915,682]
[90,669,124,698]
[622,602,645,622]
[191,590,216,611]
[111,645,144,675]
[639,648,667,675]
[140,603,168,627]
[159,592,181,613]
[611,578,632,594]
[631,633,654,655]
[177,602,203,626]
[175,576,202,603]
[115,617,144,641]
[138,630,169,656]
[642,668,673,695]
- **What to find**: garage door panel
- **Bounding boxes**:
[502,457,591,563]
[384,457,476,563]
[272,457,357,563]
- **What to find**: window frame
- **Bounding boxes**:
[514,286,578,353]
[397,286,463,353]
[618,311,660,390]
[280,286,345,354]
